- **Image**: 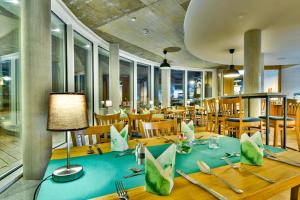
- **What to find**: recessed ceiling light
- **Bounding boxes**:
[51,28,61,33]
[4,0,19,4]
[131,17,136,22]
[143,28,150,35]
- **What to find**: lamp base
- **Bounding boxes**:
[52,165,83,182]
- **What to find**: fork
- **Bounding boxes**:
[115,180,129,200]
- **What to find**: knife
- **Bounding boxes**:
[94,144,103,155]
[176,169,227,200]
[265,155,300,167]
[124,172,144,179]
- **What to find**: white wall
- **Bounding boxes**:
[264,70,279,92]
[281,65,300,99]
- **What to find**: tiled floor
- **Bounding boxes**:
[0,126,298,200]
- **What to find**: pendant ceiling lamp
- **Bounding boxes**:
[224,49,240,78]
[160,50,170,69]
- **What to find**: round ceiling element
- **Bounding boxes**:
[164,47,181,53]
[160,50,171,69]
[184,0,300,65]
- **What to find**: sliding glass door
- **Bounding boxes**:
[98,47,109,109]
[171,70,185,106]
[187,71,202,105]
[154,67,161,107]
[120,57,134,109]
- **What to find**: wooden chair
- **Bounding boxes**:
[260,99,299,147]
[94,112,121,125]
[127,113,152,138]
[185,106,196,122]
[219,97,262,138]
[205,98,222,133]
[71,122,125,146]
[139,119,177,138]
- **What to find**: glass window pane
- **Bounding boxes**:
[187,71,202,105]
[98,47,109,108]
[137,63,150,110]
[154,67,161,107]
[120,57,134,109]
[51,13,66,147]
[171,70,185,106]
[205,71,213,98]
[0,2,21,176]
[74,32,92,121]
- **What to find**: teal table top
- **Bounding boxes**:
[37,136,283,200]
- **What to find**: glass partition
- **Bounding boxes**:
[98,47,109,108]
[0,1,21,177]
[187,71,202,105]
[154,67,161,107]
[171,70,185,106]
[74,32,92,121]
[51,13,66,147]
[137,63,150,110]
[205,71,213,98]
[120,57,134,109]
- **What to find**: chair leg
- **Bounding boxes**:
[274,122,280,147]
[296,127,300,151]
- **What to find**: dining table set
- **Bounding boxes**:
[37,131,300,200]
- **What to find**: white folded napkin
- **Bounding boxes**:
[240,131,264,166]
[181,121,194,141]
[145,144,176,196]
[110,125,129,151]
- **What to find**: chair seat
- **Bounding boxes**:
[212,112,222,117]
[259,116,295,121]
[226,117,261,122]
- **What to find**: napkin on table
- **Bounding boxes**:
[240,131,264,166]
[110,125,129,151]
[181,121,194,141]
[145,144,176,196]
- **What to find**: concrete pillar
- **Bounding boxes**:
[109,43,120,111]
[21,0,52,179]
[244,29,263,117]
[161,69,171,107]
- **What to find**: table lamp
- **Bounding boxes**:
[47,93,89,182]
[105,100,112,107]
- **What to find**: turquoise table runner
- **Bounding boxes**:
[38,137,282,200]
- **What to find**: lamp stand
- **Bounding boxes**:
[52,131,84,182]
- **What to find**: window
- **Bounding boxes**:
[51,13,66,147]
[154,67,161,107]
[205,71,213,98]
[74,32,93,121]
[0,1,21,177]
[120,57,134,109]
[137,63,150,110]
[171,70,185,106]
[187,71,202,105]
[98,47,109,108]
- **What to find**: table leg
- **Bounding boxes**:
[283,96,287,149]
[248,98,251,117]
[291,184,300,200]
[266,97,270,145]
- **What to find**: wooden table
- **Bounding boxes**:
[51,134,300,200]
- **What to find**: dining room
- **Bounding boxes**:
[0,0,300,200]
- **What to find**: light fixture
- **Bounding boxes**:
[4,0,19,4]
[189,80,195,85]
[47,93,88,182]
[105,100,113,107]
[51,28,61,33]
[2,76,11,81]
[160,50,170,69]
[131,17,136,22]
[224,49,240,78]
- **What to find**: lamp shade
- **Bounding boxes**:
[47,93,89,131]
[105,100,112,107]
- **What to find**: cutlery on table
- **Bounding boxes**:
[124,171,144,179]
[222,157,276,184]
[129,168,144,173]
[158,136,175,143]
[264,154,300,168]
[224,152,240,158]
[264,149,300,164]
[176,169,227,200]
[87,145,95,154]
[115,150,134,158]
[197,161,244,194]
[193,141,208,145]
[115,180,129,200]
[94,144,103,155]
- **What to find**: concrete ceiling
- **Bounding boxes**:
[184,0,300,66]
[62,0,217,68]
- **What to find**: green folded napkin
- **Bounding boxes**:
[110,125,129,152]
[120,108,128,118]
[145,144,176,196]
[240,132,264,166]
[181,121,194,141]
[142,108,150,114]
[152,114,164,118]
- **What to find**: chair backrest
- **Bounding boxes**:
[127,113,152,134]
[287,99,299,117]
[186,105,196,118]
[139,119,177,138]
[94,112,121,125]
[219,97,243,119]
[71,122,125,146]
[206,98,217,114]
[176,106,186,110]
